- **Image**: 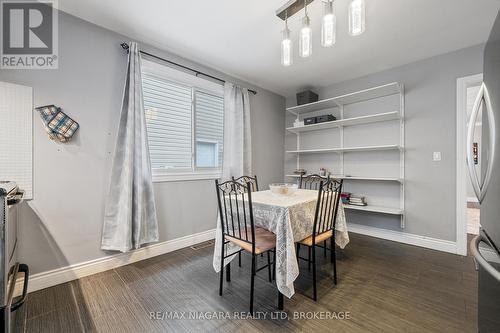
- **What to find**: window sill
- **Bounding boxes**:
[152,170,221,183]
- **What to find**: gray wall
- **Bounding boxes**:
[0,11,285,275]
[285,45,484,241]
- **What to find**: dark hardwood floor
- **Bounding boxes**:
[15,233,478,332]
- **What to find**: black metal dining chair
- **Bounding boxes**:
[215,179,276,313]
[299,174,331,262]
[232,175,259,192]
[299,174,329,190]
[232,175,260,263]
[295,178,343,301]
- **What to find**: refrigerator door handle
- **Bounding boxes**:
[481,83,496,202]
[471,234,500,283]
[467,83,496,203]
[467,87,482,201]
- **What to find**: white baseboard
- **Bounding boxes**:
[15,228,216,295]
[348,223,458,254]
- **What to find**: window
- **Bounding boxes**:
[196,140,219,167]
[141,59,224,182]
[195,90,224,168]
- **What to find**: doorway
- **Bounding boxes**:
[456,73,483,255]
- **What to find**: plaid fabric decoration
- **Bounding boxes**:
[47,111,79,139]
[37,105,58,123]
[36,105,60,141]
[35,105,80,142]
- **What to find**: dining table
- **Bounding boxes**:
[212,188,350,302]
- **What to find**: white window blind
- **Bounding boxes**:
[141,59,224,182]
[0,82,33,198]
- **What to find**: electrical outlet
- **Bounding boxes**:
[433,152,442,161]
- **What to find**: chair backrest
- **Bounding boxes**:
[312,179,343,240]
[215,179,256,251]
[299,174,329,190]
[232,175,259,192]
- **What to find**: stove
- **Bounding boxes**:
[0,181,29,333]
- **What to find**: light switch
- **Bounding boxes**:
[433,152,441,161]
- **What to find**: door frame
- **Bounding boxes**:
[456,73,483,256]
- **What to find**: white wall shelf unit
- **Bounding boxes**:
[285,174,403,183]
[286,82,405,228]
[286,144,402,154]
[286,82,401,115]
[286,111,400,133]
[343,205,403,215]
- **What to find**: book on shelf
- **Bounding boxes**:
[347,194,367,206]
[347,202,368,206]
[340,192,351,204]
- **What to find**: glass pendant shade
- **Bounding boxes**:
[281,27,292,66]
[299,15,312,57]
[348,0,366,36]
[321,1,336,47]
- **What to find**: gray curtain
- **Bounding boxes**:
[101,42,159,252]
[222,82,252,179]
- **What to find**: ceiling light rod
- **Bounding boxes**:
[120,42,257,95]
[276,0,314,20]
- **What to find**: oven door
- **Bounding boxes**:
[5,195,20,268]
[3,191,22,303]
[1,191,25,332]
[1,263,29,333]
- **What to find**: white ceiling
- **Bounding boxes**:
[60,0,500,97]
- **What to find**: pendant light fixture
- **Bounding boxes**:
[299,0,312,58]
[281,11,292,66]
[276,0,368,66]
[348,0,366,36]
[321,0,336,47]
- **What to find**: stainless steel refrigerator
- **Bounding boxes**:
[468,9,500,333]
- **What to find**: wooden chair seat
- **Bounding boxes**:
[299,230,333,246]
[225,227,276,255]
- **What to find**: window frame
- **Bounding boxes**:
[141,59,224,183]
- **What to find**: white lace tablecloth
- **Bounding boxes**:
[212,189,349,298]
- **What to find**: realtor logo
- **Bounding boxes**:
[1,0,58,69]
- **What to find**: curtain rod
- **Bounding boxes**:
[120,43,257,95]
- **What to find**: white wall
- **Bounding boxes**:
[285,45,484,242]
[0,11,285,275]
